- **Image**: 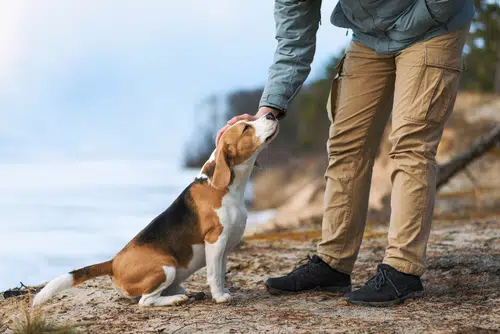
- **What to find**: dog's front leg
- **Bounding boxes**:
[221,254,230,294]
[205,238,232,303]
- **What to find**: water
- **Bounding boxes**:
[0,161,271,291]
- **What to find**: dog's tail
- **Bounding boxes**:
[32,260,113,306]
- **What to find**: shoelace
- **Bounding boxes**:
[367,267,403,296]
[368,267,386,290]
[289,255,314,275]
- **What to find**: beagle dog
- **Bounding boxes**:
[33,113,279,307]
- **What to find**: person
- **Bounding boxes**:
[216,0,474,307]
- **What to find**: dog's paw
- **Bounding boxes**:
[171,294,189,306]
[213,292,233,304]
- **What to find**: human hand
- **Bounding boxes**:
[215,106,280,145]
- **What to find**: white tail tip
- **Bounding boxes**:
[32,274,74,306]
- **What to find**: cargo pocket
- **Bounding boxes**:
[407,46,463,124]
[326,55,345,123]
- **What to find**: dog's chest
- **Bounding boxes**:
[216,193,247,248]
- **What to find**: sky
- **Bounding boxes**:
[0,0,350,166]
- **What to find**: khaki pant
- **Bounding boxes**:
[317,27,468,276]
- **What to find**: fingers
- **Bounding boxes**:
[215,124,230,146]
[227,113,256,125]
[256,106,278,119]
[216,113,259,146]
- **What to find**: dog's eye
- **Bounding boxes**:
[243,124,251,133]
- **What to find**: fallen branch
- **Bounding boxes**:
[437,125,500,189]
[1,282,41,300]
[368,125,500,222]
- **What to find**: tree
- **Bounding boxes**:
[183,95,220,168]
[461,0,500,93]
[182,50,347,168]
[183,0,500,167]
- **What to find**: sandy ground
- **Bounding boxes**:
[1,213,499,334]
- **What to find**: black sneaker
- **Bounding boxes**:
[344,264,424,307]
[265,255,352,295]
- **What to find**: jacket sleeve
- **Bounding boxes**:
[425,0,467,24]
[259,0,322,118]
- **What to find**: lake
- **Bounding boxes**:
[0,160,271,291]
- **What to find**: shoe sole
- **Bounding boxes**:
[265,284,352,296]
[344,291,424,307]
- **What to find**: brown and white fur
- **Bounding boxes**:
[32,113,279,307]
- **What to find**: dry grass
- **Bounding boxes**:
[434,210,500,221]
[244,229,387,243]
[9,299,75,334]
[244,229,321,242]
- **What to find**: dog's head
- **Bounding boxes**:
[206,113,279,189]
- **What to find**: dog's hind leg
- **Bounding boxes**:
[138,266,188,307]
[162,283,187,296]
[142,293,189,306]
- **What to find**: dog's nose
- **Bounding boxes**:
[265,112,277,121]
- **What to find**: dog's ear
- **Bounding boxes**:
[212,143,231,189]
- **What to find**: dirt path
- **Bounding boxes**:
[1,215,499,334]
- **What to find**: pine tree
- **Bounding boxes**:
[462,0,500,93]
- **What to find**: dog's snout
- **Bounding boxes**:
[265,112,277,121]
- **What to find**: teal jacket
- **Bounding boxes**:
[259,0,475,115]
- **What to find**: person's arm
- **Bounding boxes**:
[260,0,322,119]
[216,0,321,144]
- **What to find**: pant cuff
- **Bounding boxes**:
[382,258,425,276]
[317,253,352,275]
